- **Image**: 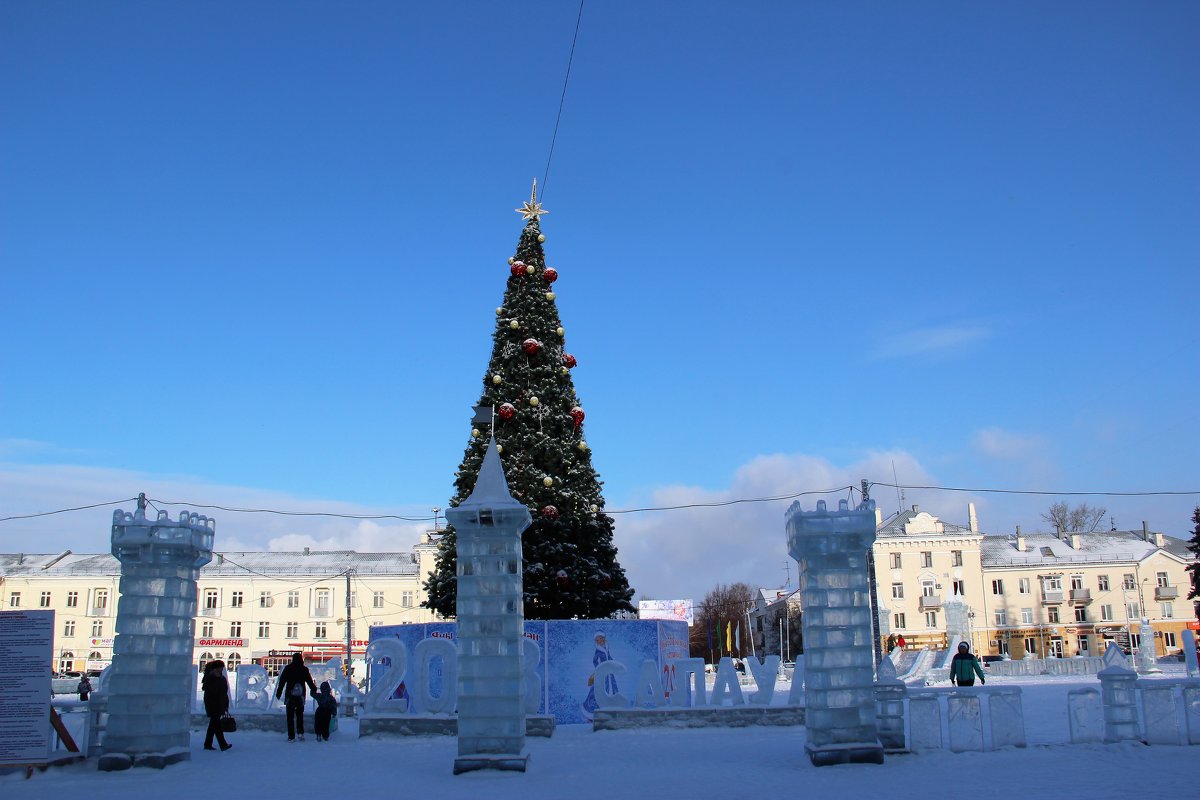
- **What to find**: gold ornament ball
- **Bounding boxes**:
[525,265,535,275]
[492,374,502,385]
[471,428,481,438]
[590,504,598,513]
[556,327,565,337]
[560,366,569,375]
[543,476,554,487]
[497,444,503,453]
[538,234,546,243]
[578,441,588,451]
[545,292,556,301]
[496,307,503,315]
[508,256,515,265]
[509,320,519,329]
[529,396,539,406]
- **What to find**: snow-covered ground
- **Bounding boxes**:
[6,668,1196,800]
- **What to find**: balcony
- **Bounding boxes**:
[1155,585,1178,600]
[87,606,110,617]
[1041,591,1064,604]
[1069,589,1092,602]
[919,595,942,610]
[200,607,221,617]
[313,607,333,618]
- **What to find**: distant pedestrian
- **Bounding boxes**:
[274,652,318,742]
[949,642,986,687]
[201,660,233,751]
[313,681,338,741]
[886,634,897,651]
[897,635,906,650]
[77,675,92,702]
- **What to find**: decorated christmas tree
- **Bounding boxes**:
[423,185,636,620]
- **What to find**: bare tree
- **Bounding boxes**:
[689,582,755,661]
[1042,501,1107,532]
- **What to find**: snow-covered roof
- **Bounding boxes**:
[876,507,975,538]
[980,530,1192,568]
[0,550,419,577]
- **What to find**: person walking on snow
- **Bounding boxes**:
[949,641,986,687]
[313,680,338,741]
[77,675,92,702]
[274,652,318,741]
[201,659,233,751]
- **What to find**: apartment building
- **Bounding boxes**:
[0,536,441,675]
[874,505,1196,659]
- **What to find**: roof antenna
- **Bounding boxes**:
[782,560,791,588]
[891,459,904,515]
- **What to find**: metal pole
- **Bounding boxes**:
[746,606,756,659]
[344,569,353,681]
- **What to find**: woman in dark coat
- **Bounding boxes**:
[201,659,233,751]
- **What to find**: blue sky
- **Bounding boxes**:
[2,2,1197,602]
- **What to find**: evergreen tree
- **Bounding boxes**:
[423,190,635,620]
[1187,505,1200,619]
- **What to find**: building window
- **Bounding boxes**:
[204,589,219,610]
[890,553,902,569]
[40,591,52,607]
[66,591,79,608]
[994,608,1007,626]
[287,622,298,638]
[1130,633,1141,650]
[1044,575,1062,592]
[260,592,274,608]
[59,652,75,673]
[230,622,242,638]
[1161,602,1173,619]
[8,592,19,607]
[93,589,109,613]
[402,591,414,608]
[1070,575,1084,590]
[373,592,385,608]
[950,580,964,595]
[1122,574,1135,591]
[925,611,938,627]
[1097,575,1110,591]
[1164,631,1177,648]
[998,639,1010,656]
[991,580,1004,595]
[349,591,356,607]
[1024,637,1038,656]
[227,653,243,668]
[315,622,327,639]
[315,590,331,616]
[1100,605,1113,621]
[891,583,904,600]
[1074,607,1087,622]
[1078,637,1089,654]
[92,621,103,637]
[1018,577,1030,594]
[893,613,906,630]
[64,620,75,637]
[1126,602,1140,619]
[198,652,213,673]
[288,591,300,609]
[920,551,932,568]
[1021,608,1034,625]
[1156,571,1169,588]
[231,591,243,609]
[951,550,963,567]
[921,581,936,598]
[201,621,214,638]
[258,622,270,638]
[1048,606,1060,624]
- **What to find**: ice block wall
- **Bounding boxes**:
[785,498,884,766]
[104,503,214,756]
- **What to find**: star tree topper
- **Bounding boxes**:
[515,179,549,221]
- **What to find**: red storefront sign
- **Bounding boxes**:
[198,638,245,647]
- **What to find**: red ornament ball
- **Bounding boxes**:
[522,338,542,355]
[543,267,558,284]
[498,403,516,421]
[555,569,570,587]
[561,353,577,369]
[570,406,585,427]
[540,505,559,520]
[510,260,526,277]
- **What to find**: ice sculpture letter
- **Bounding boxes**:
[101,499,215,769]
[447,438,533,774]
[785,498,884,766]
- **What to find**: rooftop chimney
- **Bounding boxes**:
[874,507,883,527]
[1141,521,1149,542]
[1070,533,1081,550]
[1154,532,1165,547]
[1015,525,1026,552]
[912,504,919,513]
[967,502,979,532]
[303,547,311,556]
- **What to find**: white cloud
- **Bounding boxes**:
[610,450,951,604]
[0,462,433,556]
[972,428,1047,461]
[872,324,990,360]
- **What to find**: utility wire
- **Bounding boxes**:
[606,486,855,514]
[540,0,585,203]
[0,497,139,522]
[148,499,430,522]
[869,482,1199,498]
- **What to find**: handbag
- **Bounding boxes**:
[220,713,237,733]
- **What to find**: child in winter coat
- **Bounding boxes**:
[313,681,338,741]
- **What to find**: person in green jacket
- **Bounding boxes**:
[949,642,986,687]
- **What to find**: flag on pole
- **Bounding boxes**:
[725,621,732,653]
[735,621,741,652]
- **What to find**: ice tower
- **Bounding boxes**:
[101,496,214,769]
[446,438,532,774]
[786,498,884,766]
